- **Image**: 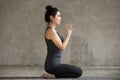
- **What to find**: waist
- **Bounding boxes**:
[45,55,61,70]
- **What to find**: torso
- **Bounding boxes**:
[44,27,63,70]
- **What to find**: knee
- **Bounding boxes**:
[76,68,83,77]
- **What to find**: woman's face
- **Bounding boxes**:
[51,11,61,25]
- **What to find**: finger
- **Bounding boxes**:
[67,24,70,30]
[68,24,70,28]
[66,24,68,26]
[69,24,73,30]
[70,24,73,29]
[66,24,69,28]
[72,26,75,30]
[67,24,70,28]
[66,24,73,30]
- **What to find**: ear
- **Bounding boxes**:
[50,16,54,22]
[50,16,53,20]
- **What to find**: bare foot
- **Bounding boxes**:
[40,73,55,78]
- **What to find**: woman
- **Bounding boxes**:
[41,5,83,78]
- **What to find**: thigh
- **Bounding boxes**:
[59,64,82,74]
[47,64,82,75]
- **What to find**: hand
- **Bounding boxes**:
[65,24,74,37]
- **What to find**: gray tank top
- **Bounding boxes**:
[44,27,64,70]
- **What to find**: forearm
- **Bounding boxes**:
[60,24,73,50]
[62,35,71,50]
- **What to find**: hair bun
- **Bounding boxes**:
[45,5,53,11]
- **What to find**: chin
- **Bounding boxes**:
[58,22,61,25]
[56,23,60,25]
[56,21,61,25]
[58,23,60,25]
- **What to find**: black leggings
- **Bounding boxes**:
[45,64,83,78]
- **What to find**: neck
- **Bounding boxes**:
[48,22,56,29]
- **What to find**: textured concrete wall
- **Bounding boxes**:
[0,0,120,67]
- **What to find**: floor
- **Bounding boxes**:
[0,66,120,80]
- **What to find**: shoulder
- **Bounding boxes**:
[46,28,56,34]
[45,28,57,39]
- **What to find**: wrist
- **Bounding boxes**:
[66,35,71,38]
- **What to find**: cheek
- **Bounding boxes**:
[54,17,61,24]
[57,17,61,22]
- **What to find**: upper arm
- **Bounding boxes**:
[48,29,64,50]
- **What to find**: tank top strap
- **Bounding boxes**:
[45,27,51,32]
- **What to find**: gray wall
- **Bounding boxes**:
[0,0,120,67]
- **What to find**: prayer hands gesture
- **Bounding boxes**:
[65,24,74,37]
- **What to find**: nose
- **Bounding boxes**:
[60,17,61,21]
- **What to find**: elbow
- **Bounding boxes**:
[59,46,66,51]
[60,48,65,51]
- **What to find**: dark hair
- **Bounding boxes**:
[45,5,59,23]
